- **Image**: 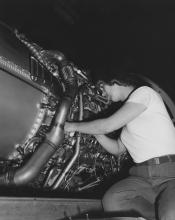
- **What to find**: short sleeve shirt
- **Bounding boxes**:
[121,86,175,163]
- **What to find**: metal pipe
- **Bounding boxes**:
[52,92,83,190]
[52,133,81,190]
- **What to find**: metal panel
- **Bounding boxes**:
[0,197,102,220]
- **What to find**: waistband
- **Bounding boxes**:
[136,155,175,166]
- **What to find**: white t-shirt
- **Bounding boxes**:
[121,86,175,163]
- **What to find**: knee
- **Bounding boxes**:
[102,191,114,211]
[102,190,122,212]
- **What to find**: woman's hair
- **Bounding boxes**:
[97,72,151,89]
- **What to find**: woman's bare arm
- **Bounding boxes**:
[64,102,147,135]
[94,134,126,156]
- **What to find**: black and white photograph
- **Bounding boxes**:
[0,1,175,220]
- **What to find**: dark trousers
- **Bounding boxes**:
[102,161,175,220]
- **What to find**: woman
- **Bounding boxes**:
[64,72,175,220]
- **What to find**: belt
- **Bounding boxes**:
[137,155,175,166]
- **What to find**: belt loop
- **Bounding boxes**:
[155,157,160,165]
[168,155,172,162]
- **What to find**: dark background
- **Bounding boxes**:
[0,0,175,93]
[0,0,175,198]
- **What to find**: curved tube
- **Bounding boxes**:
[0,65,77,186]
[14,97,72,185]
[52,92,83,190]
[52,133,81,190]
